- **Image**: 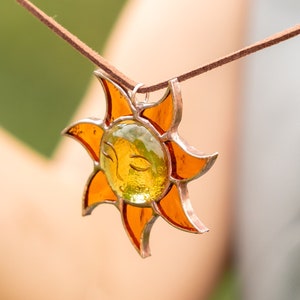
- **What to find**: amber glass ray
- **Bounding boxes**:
[100,78,133,125]
[165,140,215,181]
[122,203,157,257]
[83,170,117,215]
[141,90,174,134]
[64,121,104,161]
[155,184,202,233]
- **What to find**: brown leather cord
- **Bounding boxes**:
[17,0,300,93]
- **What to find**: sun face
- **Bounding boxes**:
[63,71,218,258]
[100,119,169,205]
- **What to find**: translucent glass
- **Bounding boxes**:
[165,140,208,180]
[141,91,173,133]
[100,120,169,205]
[83,170,117,214]
[101,78,133,124]
[122,203,155,253]
[65,122,103,161]
[156,184,198,232]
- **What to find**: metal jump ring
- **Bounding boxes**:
[131,83,150,105]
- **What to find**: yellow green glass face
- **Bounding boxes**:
[100,120,169,205]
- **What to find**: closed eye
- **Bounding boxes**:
[102,141,123,180]
[102,141,115,162]
[102,150,113,162]
[129,155,151,172]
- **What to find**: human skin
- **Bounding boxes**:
[0,1,247,299]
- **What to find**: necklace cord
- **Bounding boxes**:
[16,0,300,94]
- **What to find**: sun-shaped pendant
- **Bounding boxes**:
[63,71,218,258]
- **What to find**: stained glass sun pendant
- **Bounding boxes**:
[63,71,218,258]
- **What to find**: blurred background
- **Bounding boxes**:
[0,1,236,299]
[0,0,235,300]
[1,0,299,299]
[0,0,126,156]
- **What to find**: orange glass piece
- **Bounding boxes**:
[166,140,215,180]
[64,121,104,161]
[155,183,208,233]
[100,77,133,125]
[83,170,117,215]
[141,90,174,133]
[122,203,157,257]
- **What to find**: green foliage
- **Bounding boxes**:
[209,268,238,300]
[0,0,125,156]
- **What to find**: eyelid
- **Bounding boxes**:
[130,155,151,172]
[102,150,113,161]
[102,142,116,161]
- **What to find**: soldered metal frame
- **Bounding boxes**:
[63,70,218,258]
